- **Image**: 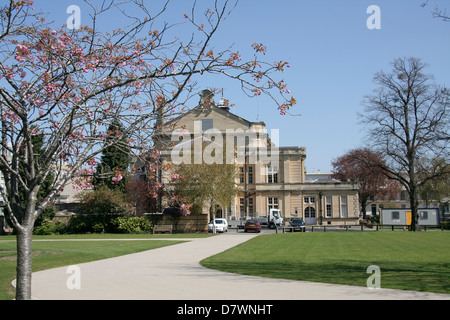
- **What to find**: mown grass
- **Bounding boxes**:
[201,232,450,294]
[0,233,209,300]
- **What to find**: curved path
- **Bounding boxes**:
[31,234,450,300]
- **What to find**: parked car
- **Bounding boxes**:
[244,219,261,233]
[288,218,306,232]
[208,218,228,233]
[258,217,268,227]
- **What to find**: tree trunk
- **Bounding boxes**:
[360,197,368,220]
[15,227,33,300]
[409,187,421,232]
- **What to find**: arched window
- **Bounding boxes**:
[305,207,316,218]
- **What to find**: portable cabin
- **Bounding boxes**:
[381,208,440,227]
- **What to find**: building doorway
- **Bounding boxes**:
[305,207,316,225]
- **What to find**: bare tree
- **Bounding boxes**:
[0,0,296,299]
[421,1,450,21]
[361,57,449,231]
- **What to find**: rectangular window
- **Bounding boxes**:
[392,211,400,221]
[267,166,278,183]
[201,119,213,131]
[341,196,348,218]
[326,196,332,217]
[239,167,244,184]
[400,191,407,201]
[248,198,254,215]
[268,197,279,211]
[419,211,428,221]
[371,204,377,216]
[304,196,315,204]
[248,166,254,184]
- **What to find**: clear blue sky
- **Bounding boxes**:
[39,0,450,172]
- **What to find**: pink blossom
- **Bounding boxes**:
[171,173,180,180]
[15,55,26,63]
[16,44,28,54]
[112,173,123,184]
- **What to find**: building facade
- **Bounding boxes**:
[154,90,360,225]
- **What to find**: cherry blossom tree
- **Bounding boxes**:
[0,0,296,299]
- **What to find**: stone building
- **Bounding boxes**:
[153,90,360,225]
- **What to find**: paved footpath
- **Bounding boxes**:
[31,234,450,300]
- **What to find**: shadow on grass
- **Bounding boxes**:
[201,260,450,294]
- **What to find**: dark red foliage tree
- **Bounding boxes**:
[332,148,401,219]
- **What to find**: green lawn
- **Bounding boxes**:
[201,232,450,294]
[0,233,209,300]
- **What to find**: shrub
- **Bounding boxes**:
[34,219,66,235]
[34,205,56,227]
[113,216,152,234]
[74,187,133,233]
[77,187,132,217]
[66,214,120,234]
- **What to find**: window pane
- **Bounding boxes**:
[392,211,400,220]
[420,211,428,220]
[326,204,332,217]
[202,119,213,131]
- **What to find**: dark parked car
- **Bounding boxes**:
[258,217,268,227]
[289,218,306,232]
[244,219,261,233]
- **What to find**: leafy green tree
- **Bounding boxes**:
[93,120,131,191]
[173,143,238,219]
[77,187,132,233]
